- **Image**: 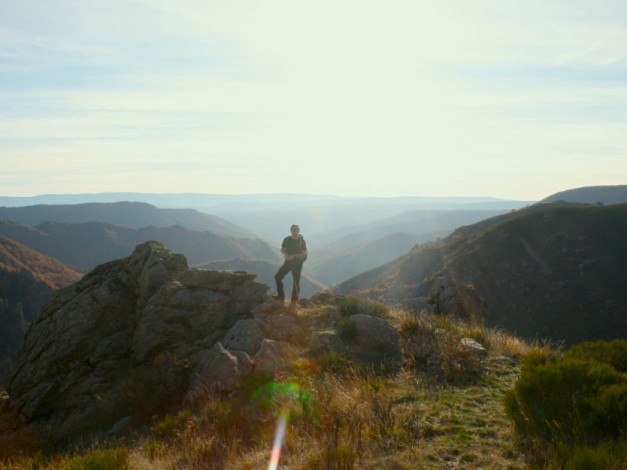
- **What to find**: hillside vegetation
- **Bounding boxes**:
[0,236,81,384]
[1,299,536,469]
[335,203,627,345]
[0,236,80,289]
[5,301,622,469]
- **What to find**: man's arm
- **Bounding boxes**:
[298,239,308,260]
[281,238,292,260]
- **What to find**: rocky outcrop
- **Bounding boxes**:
[4,242,403,447]
[428,277,487,322]
[5,241,269,445]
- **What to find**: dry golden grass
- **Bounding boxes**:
[1,304,533,469]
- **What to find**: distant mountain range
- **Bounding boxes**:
[0,201,254,238]
[0,197,533,288]
[307,209,511,285]
[0,220,279,272]
[334,202,627,344]
[0,193,534,242]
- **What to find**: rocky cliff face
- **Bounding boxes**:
[0,269,54,385]
[4,241,401,448]
[5,241,268,445]
[0,236,82,385]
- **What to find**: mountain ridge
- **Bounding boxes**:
[0,220,280,272]
[334,202,627,344]
[0,201,254,239]
[541,185,627,205]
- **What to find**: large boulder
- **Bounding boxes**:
[4,241,269,446]
[223,318,266,355]
[429,277,487,321]
[349,314,402,366]
[188,342,254,394]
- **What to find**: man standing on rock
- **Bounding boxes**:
[274,224,308,304]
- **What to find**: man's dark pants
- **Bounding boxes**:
[275,259,303,302]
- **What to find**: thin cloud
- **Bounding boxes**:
[0,0,626,199]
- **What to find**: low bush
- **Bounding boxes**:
[151,409,191,439]
[399,312,484,383]
[566,339,627,373]
[556,440,627,470]
[140,438,167,461]
[337,317,357,342]
[504,340,627,466]
[62,447,129,470]
[338,296,388,318]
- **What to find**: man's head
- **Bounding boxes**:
[290,224,300,237]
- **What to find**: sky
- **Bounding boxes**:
[1,0,626,200]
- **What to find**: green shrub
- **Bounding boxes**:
[236,370,275,400]
[338,317,357,342]
[141,438,167,461]
[152,409,191,439]
[338,296,388,318]
[505,340,627,466]
[63,447,129,470]
[566,339,627,373]
[557,439,627,470]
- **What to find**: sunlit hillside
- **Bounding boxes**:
[0,236,82,385]
[334,202,627,345]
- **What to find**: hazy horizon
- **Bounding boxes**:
[0,190,536,201]
[2,1,626,200]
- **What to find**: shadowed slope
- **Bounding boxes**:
[334,203,627,344]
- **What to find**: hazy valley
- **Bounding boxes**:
[0,185,626,468]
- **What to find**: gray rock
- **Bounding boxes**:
[253,339,293,373]
[179,269,256,292]
[350,314,402,365]
[107,416,135,437]
[260,313,306,344]
[460,337,488,357]
[430,277,487,321]
[4,241,269,446]
[223,318,266,355]
[190,342,252,393]
[309,331,339,356]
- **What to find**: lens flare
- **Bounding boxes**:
[268,410,288,470]
[256,382,314,469]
